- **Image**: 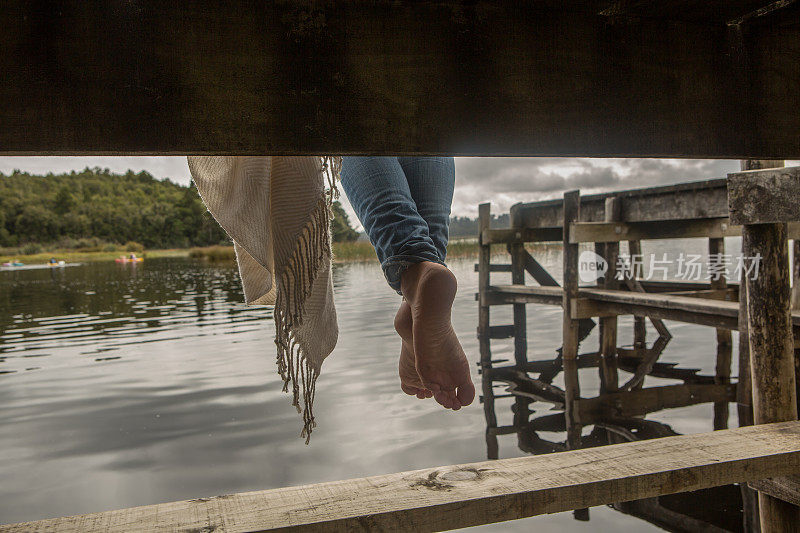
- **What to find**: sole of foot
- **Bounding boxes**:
[401,262,475,410]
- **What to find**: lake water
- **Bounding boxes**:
[0,245,743,530]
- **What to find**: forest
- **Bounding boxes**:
[0,168,359,250]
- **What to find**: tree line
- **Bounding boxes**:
[0,168,359,249]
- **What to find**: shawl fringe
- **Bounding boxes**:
[273,156,340,443]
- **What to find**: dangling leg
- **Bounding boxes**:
[398,157,474,410]
[341,157,438,401]
[341,156,474,410]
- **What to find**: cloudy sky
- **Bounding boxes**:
[1,156,794,229]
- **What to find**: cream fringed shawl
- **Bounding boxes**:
[187,156,340,443]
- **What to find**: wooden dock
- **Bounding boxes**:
[477,164,800,530]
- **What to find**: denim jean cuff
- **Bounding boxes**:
[382,253,446,294]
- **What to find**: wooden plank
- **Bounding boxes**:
[575,384,737,422]
[487,325,516,339]
[570,218,739,243]
[729,167,800,224]
[511,179,731,228]
[481,228,562,244]
[3,4,800,156]
[474,264,512,272]
[750,475,800,507]
[7,422,800,533]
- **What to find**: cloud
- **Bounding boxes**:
[451,157,762,217]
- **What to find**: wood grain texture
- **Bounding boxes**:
[729,167,800,224]
[2,2,799,156]
[6,422,800,533]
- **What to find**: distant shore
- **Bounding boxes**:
[1,240,521,266]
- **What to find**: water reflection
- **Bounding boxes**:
[0,256,724,530]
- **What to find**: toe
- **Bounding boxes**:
[456,380,475,407]
[401,383,420,396]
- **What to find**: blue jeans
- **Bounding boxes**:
[341,156,455,293]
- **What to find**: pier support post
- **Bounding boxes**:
[598,197,621,394]
[563,189,588,521]
[742,222,800,530]
[710,237,733,430]
[562,190,582,450]
[730,163,800,531]
[510,215,531,443]
[628,239,647,352]
[478,203,499,460]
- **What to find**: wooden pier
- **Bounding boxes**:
[477,164,800,530]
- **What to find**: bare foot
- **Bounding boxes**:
[394,301,433,400]
[401,262,475,410]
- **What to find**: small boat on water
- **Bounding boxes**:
[48,259,66,267]
[1,261,24,267]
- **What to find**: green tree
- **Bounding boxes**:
[330,201,359,242]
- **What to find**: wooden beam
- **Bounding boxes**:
[6,422,800,533]
[2,3,799,156]
[481,228,562,244]
[728,167,800,225]
[750,475,800,507]
[511,179,731,228]
[570,218,739,243]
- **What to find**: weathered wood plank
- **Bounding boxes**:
[481,228,562,244]
[741,214,800,530]
[511,179,731,228]
[3,3,800,156]
[7,422,800,533]
[729,167,800,224]
[570,218,740,243]
[750,475,800,507]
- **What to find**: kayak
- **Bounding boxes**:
[49,261,66,267]
[115,257,144,263]
[2,261,24,267]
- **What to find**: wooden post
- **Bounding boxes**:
[510,219,531,447]
[629,239,647,352]
[737,160,783,532]
[710,237,733,430]
[562,190,589,521]
[598,197,621,393]
[478,203,499,460]
[562,190,582,449]
[743,222,800,530]
[793,239,800,413]
[730,162,800,530]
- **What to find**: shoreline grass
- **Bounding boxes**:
[0,249,190,265]
[3,241,558,266]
